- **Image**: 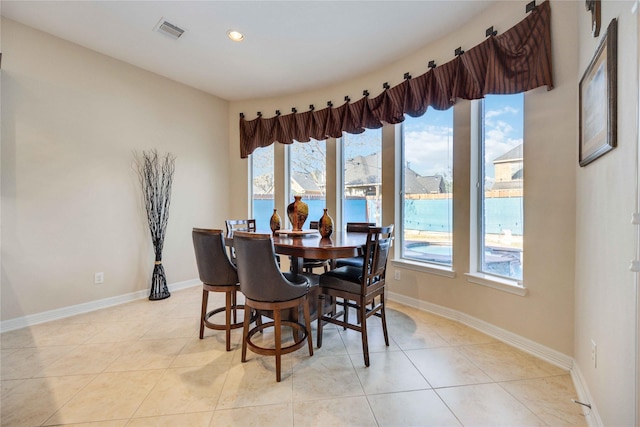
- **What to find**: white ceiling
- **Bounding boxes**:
[1,1,496,101]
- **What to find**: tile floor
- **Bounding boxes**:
[1,286,587,426]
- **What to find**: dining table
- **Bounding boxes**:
[225,229,368,278]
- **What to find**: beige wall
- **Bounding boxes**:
[1,18,230,321]
[229,1,578,355]
[575,1,638,426]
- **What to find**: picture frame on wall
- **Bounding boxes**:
[579,18,617,167]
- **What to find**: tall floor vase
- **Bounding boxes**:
[135,149,175,301]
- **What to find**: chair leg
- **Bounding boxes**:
[317,294,324,348]
[343,298,349,329]
[274,308,282,382]
[380,293,390,347]
[360,297,370,367]
[225,290,232,351]
[241,302,251,363]
[199,289,208,339]
[303,295,313,357]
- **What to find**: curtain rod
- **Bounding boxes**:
[240,1,537,120]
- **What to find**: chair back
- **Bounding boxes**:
[225,219,256,234]
[361,225,394,293]
[309,221,319,230]
[192,228,238,286]
[346,222,376,232]
[233,231,309,302]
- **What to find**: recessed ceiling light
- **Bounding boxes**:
[227,30,244,42]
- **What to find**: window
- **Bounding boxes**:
[251,145,275,230]
[341,129,382,228]
[400,109,454,266]
[288,140,326,228]
[476,93,524,282]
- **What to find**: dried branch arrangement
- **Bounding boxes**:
[134,149,176,300]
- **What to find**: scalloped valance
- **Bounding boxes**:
[239,1,552,158]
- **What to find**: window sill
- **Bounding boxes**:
[392,259,456,278]
[464,272,528,296]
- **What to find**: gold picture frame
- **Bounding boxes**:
[579,18,617,167]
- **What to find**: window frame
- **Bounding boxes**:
[466,97,527,296]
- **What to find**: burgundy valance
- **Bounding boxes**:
[239,1,552,158]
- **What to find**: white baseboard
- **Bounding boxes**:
[571,361,604,427]
[0,279,200,333]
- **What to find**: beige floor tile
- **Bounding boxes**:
[293,396,377,426]
[210,403,293,427]
[437,383,546,426]
[430,319,497,346]
[389,320,449,350]
[367,389,462,427]
[338,324,399,361]
[500,375,588,426]
[171,337,237,368]
[38,342,128,377]
[0,286,586,427]
[140,316,199,340]
[352,351,430,394]
[84,321,152,344]
[0,374,94,427]
[1,345,75,380]
[292,354,364,402]
[405,347,492,388]
[458,342,567,381]
[44,370,164,425]
[133,365,228,417]
[53,420,128,427]
[105,338,189,372]
[128,412,213,427]
[216,358,294,409]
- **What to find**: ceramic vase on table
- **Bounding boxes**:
[318,208,334,238]
[287,196,308,231]
[270,209,281,234]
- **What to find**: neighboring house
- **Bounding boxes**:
[404,167,445,194]
[344,152,381,197]
[491,144,523,191]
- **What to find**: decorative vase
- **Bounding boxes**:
[287,196,308,231]
[318,209,334,238]
[270,209,281,234]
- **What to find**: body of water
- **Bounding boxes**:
[254,197,523,235]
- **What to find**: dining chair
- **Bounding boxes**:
[300,221,330,273]
[224,219,257,264]
[317,225,393,367]
[334,222,376,269]
[192,228,250,351]
[233,231,314,382]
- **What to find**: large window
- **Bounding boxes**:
[288,140,326,228]
[477,94,524,281]
[341,129,382,228]
[401,109,454,266]
[251,145,275,230]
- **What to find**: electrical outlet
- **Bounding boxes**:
[591,339,597,368]
[394,270,401,280]
[94,272,104,285]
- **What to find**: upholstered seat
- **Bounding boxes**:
[192,228,250,351]
[317,225,393,367]
[233,231,314,382]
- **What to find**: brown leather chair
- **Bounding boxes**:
[192,228,250,351]
[317,225,393,367]
[334,222,376,269]
[233,231,314,382]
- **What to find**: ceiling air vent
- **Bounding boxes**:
[155,19,185,39]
